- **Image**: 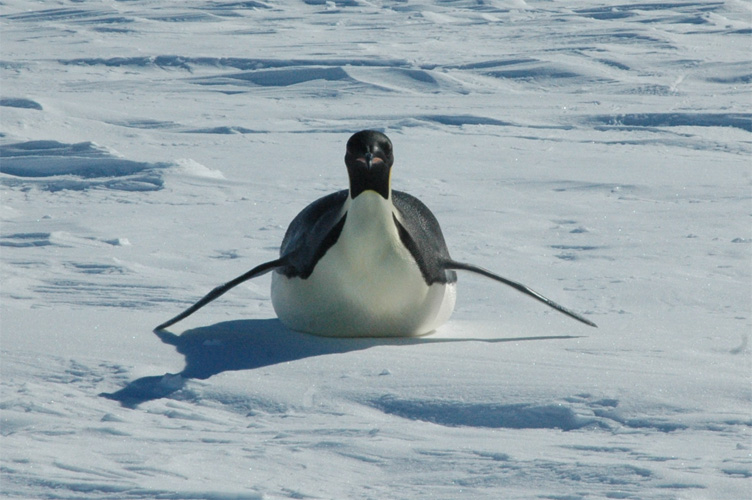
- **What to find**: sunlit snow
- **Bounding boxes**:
[1,1,750,499]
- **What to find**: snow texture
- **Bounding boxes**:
[1,0,750,499]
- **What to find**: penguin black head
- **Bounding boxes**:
[345,130,394,200]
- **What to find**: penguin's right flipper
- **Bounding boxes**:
[154,257,288,332]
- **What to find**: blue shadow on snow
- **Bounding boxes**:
[101,318,579,408]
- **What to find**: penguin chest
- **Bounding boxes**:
[316,208,426,309]
[271,194,455,337]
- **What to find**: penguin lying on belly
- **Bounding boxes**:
[156,130,597,336]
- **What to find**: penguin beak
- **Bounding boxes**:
[358,153,384,169]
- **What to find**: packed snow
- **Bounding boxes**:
[1,1,750,499]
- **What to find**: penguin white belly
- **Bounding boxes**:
[271,193,456,337]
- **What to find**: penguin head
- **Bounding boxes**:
[345,130,394,200]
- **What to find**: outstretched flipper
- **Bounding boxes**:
[154,258,288,331]
[444,260,597,328]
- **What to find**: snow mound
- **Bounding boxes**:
[0,140,170,191]
[369,396,602,430]
[173,158,225,179]
[0,97,43,110]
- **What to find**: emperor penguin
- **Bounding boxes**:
[155,130,596,336]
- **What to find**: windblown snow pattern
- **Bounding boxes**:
[1,1,750,499]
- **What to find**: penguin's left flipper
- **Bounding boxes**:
[443,260,597,328]
[154,257,289,332]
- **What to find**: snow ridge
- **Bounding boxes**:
[1,0,750,498]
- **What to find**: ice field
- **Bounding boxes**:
[1,1,750,498]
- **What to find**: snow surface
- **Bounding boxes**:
[1,0,750,498]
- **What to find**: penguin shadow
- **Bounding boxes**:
[101,318,581,408]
